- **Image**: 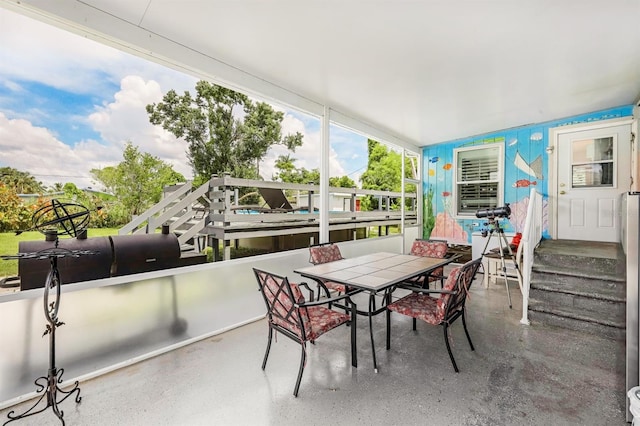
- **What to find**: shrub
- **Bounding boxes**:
[0,183,31,232]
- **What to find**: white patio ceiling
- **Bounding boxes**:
[4,0,640,148]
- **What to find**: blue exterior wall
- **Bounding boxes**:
[421,105,634,244]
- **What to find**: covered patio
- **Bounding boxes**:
[0,272,624,425]
[0,1,637,424]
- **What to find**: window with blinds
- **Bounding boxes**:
[454,145,503,216]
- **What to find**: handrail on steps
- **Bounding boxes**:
[520,188,544,325]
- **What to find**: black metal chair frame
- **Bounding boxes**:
[386,258,482,373]
[254,268,357,397]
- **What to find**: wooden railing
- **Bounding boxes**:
[119,176,418,255]
[208,175,417,225]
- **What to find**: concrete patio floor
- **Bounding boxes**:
[0,273,626,425]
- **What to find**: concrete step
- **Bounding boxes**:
[531,263,624,286]
[529,270,625,302]
[533,239,624,277]
[527,239,626,340]
[529,286,625,319]
[528,303,625,340]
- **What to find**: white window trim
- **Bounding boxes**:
[453,144,504,219]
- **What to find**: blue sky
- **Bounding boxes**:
[1,80,105,143]
[0,8,368,190]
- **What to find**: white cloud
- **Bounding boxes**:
[0,73,195,191]
[0,8,200,189]
[0,12,121,96]
[2,80,22,92]
[0,9,197,98]
[87,75,193,179]
[0,7,365,192]
[260,112,346,182]
[0,112,118,189]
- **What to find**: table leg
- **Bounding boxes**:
[368,293,378,373]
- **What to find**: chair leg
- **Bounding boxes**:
[462,310,475,351]
[412,318,417,331]
[443,324,459,373]
[317,283,332,302]
[293,342,307,397]
[262,327,273,370]
[342,291,349,317]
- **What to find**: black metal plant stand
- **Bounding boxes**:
[2,199,95,426]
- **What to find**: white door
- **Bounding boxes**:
[556,123,631,242]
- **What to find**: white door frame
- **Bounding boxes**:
[547,117,633,239]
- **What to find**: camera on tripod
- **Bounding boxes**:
[475,203,511,219]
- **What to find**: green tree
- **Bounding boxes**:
[62,182,89,203]
[273,155,319,184]
[53,183,108,228]
[329,175,356,188]
[273,155,355,188]
[146,80,303,184]
[359,139,414,210]
[50,182,64,192]
[0,167,44,194]
[91,143,186,219]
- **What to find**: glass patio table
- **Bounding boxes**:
[295,251,460,372]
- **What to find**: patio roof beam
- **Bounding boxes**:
[320,106,330,243]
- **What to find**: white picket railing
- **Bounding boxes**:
[520,188,544,325]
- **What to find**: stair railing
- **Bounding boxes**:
[119,182,194,235]
[520,188,544,325]
[118,180,212,249]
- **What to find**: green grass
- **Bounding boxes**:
[0,228,119,277]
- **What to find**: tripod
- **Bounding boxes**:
[480,217,523,309]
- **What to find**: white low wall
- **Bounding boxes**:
[0,235,403,407]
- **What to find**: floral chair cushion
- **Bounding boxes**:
[309,244,343,265]
[387,292,441,325]
[258,270,349,341]
[436,266,461,319]
[303,306,350,341]
[309,244,347,293]
[387,266,462,325]
[410,240,448,258]
[407,240,448,285]
[322,281,347,293]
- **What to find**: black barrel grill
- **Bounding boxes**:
[18,232,202,290]
[110,233,180,277]
[19,236,113,291]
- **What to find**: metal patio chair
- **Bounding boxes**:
[308,243,349,300]
[254,268,357,397]
[386,257,482,372]
[405,239,450,288]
